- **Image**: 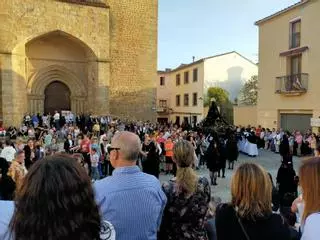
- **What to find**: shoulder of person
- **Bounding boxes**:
[215,203,235,220]
[304,212,320,234]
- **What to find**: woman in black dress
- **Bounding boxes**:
[217,137,227,178]
[142,135,160,178]
[226,134,239,170]
[206,139,220,185]
[280,134,291,163]
[276,161,298,212]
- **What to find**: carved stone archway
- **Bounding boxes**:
[27,65,87,114]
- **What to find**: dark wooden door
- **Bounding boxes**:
[44,81,71,114]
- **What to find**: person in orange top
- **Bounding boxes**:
[165,136,174,175]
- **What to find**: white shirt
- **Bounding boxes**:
[302,213,320,240]
[0,146,16,162]
[100,134,107,144]
[53,113,60,121]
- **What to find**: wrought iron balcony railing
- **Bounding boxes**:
[275,73,308,95]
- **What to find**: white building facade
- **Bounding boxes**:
[156,51,258,125]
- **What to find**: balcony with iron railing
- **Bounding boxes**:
[275,73,308,95]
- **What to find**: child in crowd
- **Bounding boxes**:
[90,148,100,181]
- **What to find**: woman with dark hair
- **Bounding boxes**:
[206,139,220,185]
[0,158,16,200]
[64,134,75,154]
[8,155,115,240]
[142,134,161,178]
[280,134,291,163]
[226,134,239,170]
[23,139,36,169]
[276,161,298,213]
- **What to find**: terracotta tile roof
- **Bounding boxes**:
[255,0,309,25]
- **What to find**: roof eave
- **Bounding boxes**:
[255,0,309,26]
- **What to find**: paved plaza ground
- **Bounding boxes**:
[159,149,301,202]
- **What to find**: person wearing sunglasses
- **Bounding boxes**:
[94,131,167,240]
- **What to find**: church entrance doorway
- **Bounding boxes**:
[44,81,71,114]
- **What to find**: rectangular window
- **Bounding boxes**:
[291,20,301,49]
[176,95,180,106]
[290,54,302,75]
[160,76,165,86]
[176,74,181,86]
[183,117,189,124]
[184,71,189,84]
[193,68,198,82]
[192,92,198,106]
[159,100,167,108]
[184,93,189,106]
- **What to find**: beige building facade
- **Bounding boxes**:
[156,52,258,125]
[256,0,320,132]
[0,0,157,126]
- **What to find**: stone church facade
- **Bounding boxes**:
[0,0,158,126]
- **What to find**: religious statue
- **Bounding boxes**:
[201,98,230,135]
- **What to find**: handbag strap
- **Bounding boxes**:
[234,208,251,240]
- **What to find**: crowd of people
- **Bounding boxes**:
[0,112,319,240]
[236,126,318,157]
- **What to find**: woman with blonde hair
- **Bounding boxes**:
[158,140,211,240]
[299,157,320,239]
[216,163,290,240]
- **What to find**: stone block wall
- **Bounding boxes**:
[107,0,158,121]
[0,0,158,126]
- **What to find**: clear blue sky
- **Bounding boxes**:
[158,0,299,70]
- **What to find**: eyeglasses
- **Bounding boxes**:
[107,147,120,154]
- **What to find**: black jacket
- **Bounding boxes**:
[64,139,74,153]
[0,158,16,200]
[216,204,291,240]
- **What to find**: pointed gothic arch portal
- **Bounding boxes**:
[44,81,71,115]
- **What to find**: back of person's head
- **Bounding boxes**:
[299,157,320,222]
[231,163,272,220]
[173,140,198,195]
[0,157,9,176]
[282,192,296,207]
[282,211,297,227]
[10,155,100,240]
[111,131,141,162]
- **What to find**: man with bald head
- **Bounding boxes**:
[94,131,167,240]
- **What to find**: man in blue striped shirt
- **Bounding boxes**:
[94,131,167,240]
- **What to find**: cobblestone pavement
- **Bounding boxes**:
[159,149,301,202]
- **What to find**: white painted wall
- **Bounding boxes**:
[203,52,258,102]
